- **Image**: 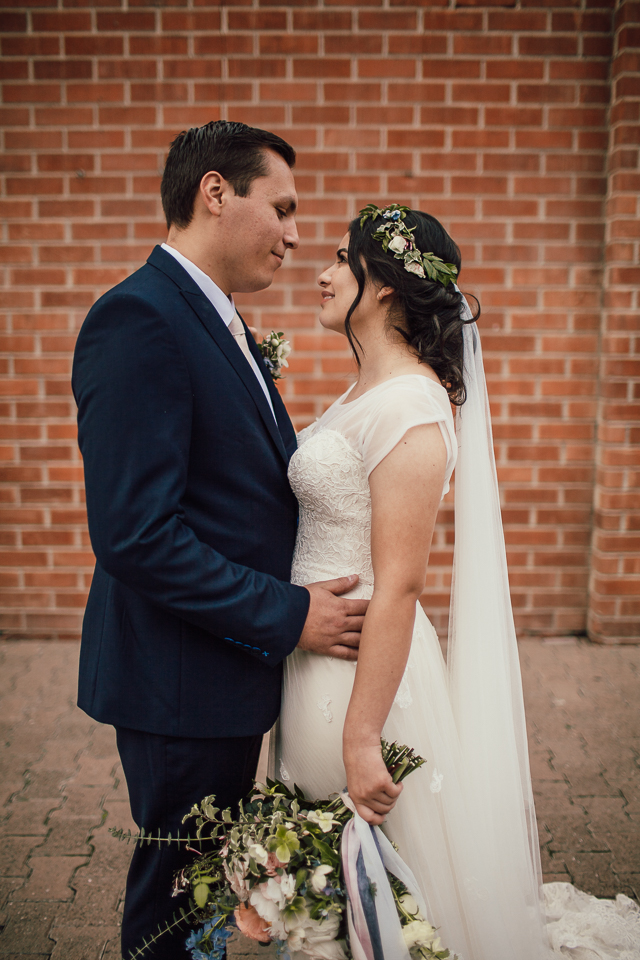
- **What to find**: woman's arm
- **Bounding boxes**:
[342,421,447,824]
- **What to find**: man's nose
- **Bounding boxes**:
[284,217,299,250]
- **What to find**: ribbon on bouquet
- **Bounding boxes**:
[340,792,429,960]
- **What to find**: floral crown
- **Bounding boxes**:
[358,203,458,287]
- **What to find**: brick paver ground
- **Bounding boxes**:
[0,638,638,959]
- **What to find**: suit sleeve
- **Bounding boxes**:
[72,293,310,666]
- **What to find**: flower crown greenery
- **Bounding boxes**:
[358,203,458,287]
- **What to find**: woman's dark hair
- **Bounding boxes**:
[345,209,478,405]
[161,120,296,229]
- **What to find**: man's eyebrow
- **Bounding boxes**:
[277,195,297,213]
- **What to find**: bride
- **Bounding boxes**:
[271,204,640,959]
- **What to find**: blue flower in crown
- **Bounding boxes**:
[383,209,401,221]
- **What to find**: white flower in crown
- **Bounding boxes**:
[388,234,408,254]
[405,261,426,278]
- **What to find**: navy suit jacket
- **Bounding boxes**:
[72,245,310,738]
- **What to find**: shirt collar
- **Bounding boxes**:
[161,243,235,326]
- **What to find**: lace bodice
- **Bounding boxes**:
[288,375,457,592]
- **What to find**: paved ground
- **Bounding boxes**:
[0,638,638,959]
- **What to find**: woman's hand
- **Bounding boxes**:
[344,741,402,825]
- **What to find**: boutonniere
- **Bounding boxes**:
[258,330,292,381]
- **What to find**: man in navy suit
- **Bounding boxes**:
[72,120,367,958]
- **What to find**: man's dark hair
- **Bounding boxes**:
[160,120,296,229]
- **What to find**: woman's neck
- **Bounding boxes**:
[349,323,438,397]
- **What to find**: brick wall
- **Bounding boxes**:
[0,0,638,642]
[588,0,640,643]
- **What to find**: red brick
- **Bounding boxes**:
[485,107,543,126]
[421,106,479,126]
[32,11,91,31]
[454,35,514,56]
[34,60,92,80]
[34,106,93,126]
[97,11,156,31]
[131,36,187,56]
[3,83,61,103]
[98,60,157,81]
[65,36,123,56]
[228,11,287,30]
[358,11,416,30]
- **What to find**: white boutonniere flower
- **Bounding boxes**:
[258,330,292,381]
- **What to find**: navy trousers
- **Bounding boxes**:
[116,727,263,960]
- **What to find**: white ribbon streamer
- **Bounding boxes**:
[341,790,428,960]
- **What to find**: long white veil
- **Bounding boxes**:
[448,293,548,955]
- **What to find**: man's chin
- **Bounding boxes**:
[234,272,279,295]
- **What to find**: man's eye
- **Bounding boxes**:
[277,208,287,218]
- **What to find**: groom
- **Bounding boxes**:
[72,120,367,958]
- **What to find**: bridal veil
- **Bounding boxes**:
[448,291,548,955]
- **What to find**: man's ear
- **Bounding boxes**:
[198,171,228,219]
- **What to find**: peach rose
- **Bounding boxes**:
[234,903,272,943]
[265,851,287,876]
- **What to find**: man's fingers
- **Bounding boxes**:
[328,644,359,662]
[342,615,365,633]
[334,631,361,648]
[315,574,359,596]
[343,598,369,616]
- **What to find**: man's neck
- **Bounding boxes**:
[165,231,231,296]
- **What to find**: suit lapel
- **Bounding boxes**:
[181,290,289,464]
[244,322,298,459]
[148,246,291,464]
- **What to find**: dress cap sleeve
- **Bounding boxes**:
[359,379,454,480]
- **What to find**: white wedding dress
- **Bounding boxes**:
[270,374,640,960]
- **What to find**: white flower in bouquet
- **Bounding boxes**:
[247,842,268,866]
[399,893,420,916]
[249,885,287,939]
[388,234,408,254]
[287,910,345,960]
[310,863,333,894]
[223,858,249,901]
[306,809,339,833]
[262,875,296,910]
[402,918,437,951]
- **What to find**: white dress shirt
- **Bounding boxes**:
[161,243,276,420]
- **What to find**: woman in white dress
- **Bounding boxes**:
[271,205,640,960]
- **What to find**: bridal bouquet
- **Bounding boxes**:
[112,742,455,960]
